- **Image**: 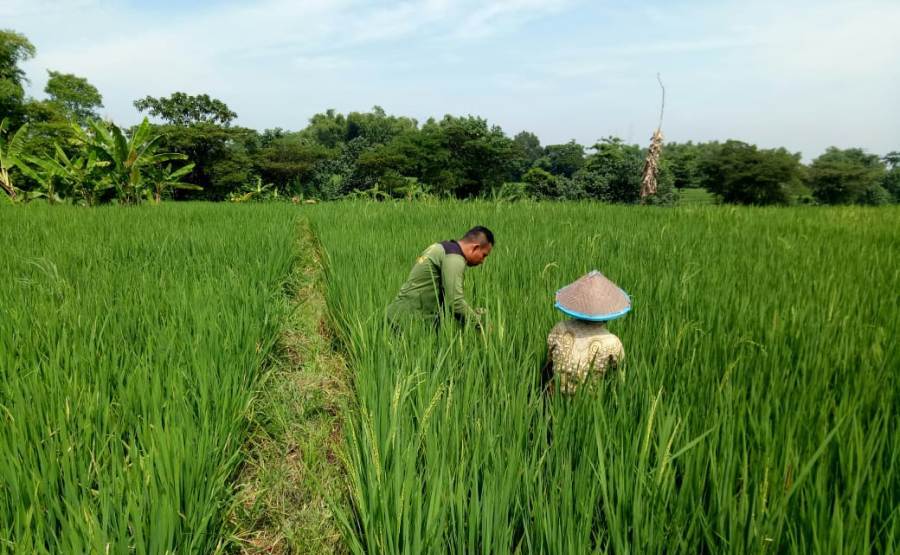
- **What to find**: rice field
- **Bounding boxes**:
[1,201,898,553]
[309,202,900,553]
[0,204,298,553]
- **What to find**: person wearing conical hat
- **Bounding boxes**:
[542,271,630,394]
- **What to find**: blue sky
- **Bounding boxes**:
[5,0,899,159]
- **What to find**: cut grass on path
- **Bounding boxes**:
[228,218,350,554]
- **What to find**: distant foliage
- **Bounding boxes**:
[809,147,887,205]
[44,70,103,124]
[882,152,900,203]
[134,92,237,126]
[699,141,806,205]
[2,27,896,207]
[0,29,36,126]
[2,117,196,205]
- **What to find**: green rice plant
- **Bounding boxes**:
[310,201,900,553]
[0,203,298,553]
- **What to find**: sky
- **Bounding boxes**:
[4,0,900,159]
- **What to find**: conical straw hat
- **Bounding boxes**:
[554,270,631,321]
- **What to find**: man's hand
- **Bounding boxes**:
[474,307,490,334]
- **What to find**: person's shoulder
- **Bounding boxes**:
[418,242,444,258]
[548,320,571,338]
[438,240,464,257]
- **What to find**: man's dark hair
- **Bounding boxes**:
[462,226,494,246]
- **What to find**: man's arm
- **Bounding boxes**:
[441,254,479,325]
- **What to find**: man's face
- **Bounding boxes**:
[465,242,492,267]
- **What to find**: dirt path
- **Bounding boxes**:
[227,217,349,554]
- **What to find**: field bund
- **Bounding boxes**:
[310,202,899,553]
[0,202,898,553]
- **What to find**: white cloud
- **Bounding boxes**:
[291,54,354,71]
[0,0,99,18]
[7,0,899,156]
[749,2,900,79]
[453,0,571,39]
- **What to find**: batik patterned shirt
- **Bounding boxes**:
[547,320,624,393]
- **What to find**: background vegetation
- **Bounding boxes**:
[3,29,899,207]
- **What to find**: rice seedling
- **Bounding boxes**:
[0,203,297,553]
[310,201,900,553]
[1,200,896,553]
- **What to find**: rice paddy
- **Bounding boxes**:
[1,201,898,553]
[309,202,899,553]
[0,204,297,553]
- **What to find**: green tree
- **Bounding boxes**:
[573,137,677,205]
[356,129,439,190]
[662,142,703,189]
[536,140,585,178]
[644,158,679,206]
[44,70,103,124]
[881,151,900,202]
[429,115,517,196]
[354,115,518,198]
[0,30,36,126]
[254,132,332,194]
[345,106,417,146]
[512,131,542,177]
[301,109,347,149]
[154,123,256,200]
[307,137,371,198]
[881,170,900,203]
[134,93,252,199]
[522,167,563,199]
[808,147,886,205]
[699,141,805,205]
[513,131,542,163]
[134,92,237,126]
[578,137,643,203]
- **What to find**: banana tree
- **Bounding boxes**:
[145,162,200,204]
[228,177,274,203]
[23,145,113,206]
[16,156,65,204]
[0,118,30,202]
[72,118,190,204]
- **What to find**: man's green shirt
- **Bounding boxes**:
[386,240,478,325]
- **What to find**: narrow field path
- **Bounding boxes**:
[228,217,350,554]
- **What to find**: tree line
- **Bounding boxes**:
[2,29,898,206]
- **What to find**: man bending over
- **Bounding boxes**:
[386,226,494,329]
